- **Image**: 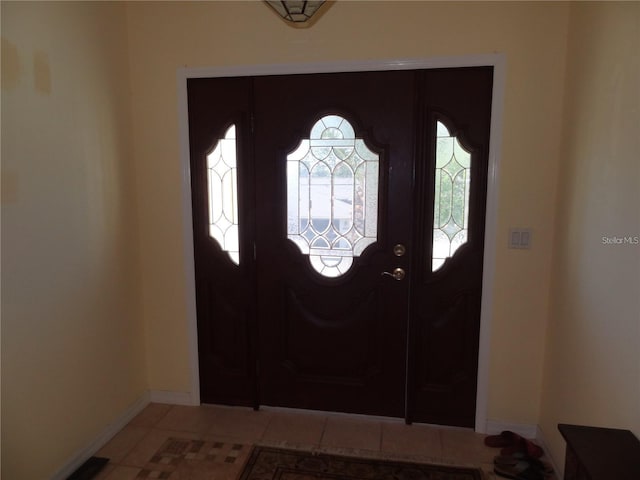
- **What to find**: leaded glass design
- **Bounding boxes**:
[207,125,239,265]
[432,121,471,271]
[287,115,379,277]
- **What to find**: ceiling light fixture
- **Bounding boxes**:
[265,1,326,24]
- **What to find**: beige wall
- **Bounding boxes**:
[1,2,147,478]
[540,1,640,470]
[126,0,569,424]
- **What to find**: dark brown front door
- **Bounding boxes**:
[253,71,416,418]
[188,67,492,426]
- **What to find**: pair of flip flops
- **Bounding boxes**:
[492,452,553,480]
[484,431,550,479]
[484,430,544,458]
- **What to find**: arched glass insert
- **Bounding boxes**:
[207,125,239,265]
[432,121,471,271]
[287,115,379,277]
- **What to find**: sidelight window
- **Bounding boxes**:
[432,121,471,271]
[286,115,379,278]
[207,125,240,265]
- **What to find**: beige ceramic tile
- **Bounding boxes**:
[261,411,327,447]
[320,416,381,451]
[155,405,218,433]
[201,432,261,447]
[206,406,273,441]
[381,421,443,459]
[102,465,141,480]
[96,425,150,463]
[127,403,172,428]
[121,428,202,467]
[441,427,496,464]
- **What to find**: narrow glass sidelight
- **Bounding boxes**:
[287,115,379,277]
[207,125,240,265]
[432,121,471,271]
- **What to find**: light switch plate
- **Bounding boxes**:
[509,228,532,249]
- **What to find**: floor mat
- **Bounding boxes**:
[238,445,483,480]
[135,437,250,479]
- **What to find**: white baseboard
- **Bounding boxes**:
[51,392,150,480]
[149,389,199,406]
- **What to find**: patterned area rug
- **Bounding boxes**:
[135,438,250,479]
[238,446,483,480]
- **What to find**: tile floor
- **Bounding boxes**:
[94,403,557,480]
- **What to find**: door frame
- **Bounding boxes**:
[176,54,506,433]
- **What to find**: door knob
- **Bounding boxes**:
[381,267,406,281]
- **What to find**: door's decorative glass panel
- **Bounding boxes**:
[432,121,471,271]
[287,115,379,277]
[207,125,239,265]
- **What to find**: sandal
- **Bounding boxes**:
[494,453,553,475]
[484,430,520,448]
[500,438,544,459]
[484,430,544,458]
